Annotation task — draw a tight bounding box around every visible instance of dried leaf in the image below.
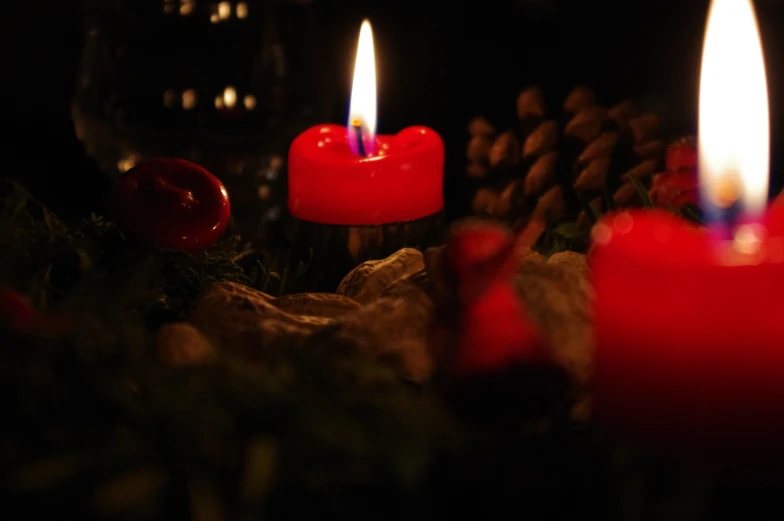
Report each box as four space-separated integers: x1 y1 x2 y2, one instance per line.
522 120 558 159
574 157 611 192
525 152 558 196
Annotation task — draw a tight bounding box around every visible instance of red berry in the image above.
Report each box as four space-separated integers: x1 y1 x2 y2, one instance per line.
665 136 698 172
451 282 549 377
111 159 231 252
649 170 699 208
443 221 513 278
0 289 34 335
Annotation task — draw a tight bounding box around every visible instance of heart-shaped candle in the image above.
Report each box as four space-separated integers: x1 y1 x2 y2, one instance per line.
288 124 444 225
287 20 444 226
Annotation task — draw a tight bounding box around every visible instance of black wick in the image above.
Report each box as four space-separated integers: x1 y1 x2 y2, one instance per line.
351 119 367 157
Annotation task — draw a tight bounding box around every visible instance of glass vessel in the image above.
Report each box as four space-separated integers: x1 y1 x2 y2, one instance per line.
72 0 324 239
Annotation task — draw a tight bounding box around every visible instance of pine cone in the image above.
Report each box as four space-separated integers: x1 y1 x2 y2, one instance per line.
465 86 669 230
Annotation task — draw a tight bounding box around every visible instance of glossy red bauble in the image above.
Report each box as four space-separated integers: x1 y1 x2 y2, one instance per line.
111 159 231 252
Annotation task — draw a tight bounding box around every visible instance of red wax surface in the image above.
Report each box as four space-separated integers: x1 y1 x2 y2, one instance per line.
287 124 444 225
591 209 784 464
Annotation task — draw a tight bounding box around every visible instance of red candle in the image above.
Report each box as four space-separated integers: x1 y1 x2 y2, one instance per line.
287 20 444 225
592 0 784 466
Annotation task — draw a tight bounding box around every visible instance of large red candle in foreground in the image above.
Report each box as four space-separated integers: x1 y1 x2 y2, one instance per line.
592 0 784 466
288 20 444 226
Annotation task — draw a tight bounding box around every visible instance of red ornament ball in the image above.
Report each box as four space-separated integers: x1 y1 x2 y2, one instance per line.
111 159 231 252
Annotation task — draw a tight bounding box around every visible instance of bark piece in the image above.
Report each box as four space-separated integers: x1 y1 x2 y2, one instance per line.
157 322 214 366
336 248 425 305
274 293 361 318
192 282 333 357
515 255 593 389
331 292 434 382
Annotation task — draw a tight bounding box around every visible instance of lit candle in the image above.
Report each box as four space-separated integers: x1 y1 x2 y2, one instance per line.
287 20 444 225
591 0 784 467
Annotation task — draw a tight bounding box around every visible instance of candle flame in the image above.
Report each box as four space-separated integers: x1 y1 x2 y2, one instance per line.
348 20 377 156
699 0 769 223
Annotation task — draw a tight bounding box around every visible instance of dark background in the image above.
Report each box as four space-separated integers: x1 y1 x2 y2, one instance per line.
2 0 784 220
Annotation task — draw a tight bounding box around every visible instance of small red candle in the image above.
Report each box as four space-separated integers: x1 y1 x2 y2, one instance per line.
287 20 444 225
592 0 784 466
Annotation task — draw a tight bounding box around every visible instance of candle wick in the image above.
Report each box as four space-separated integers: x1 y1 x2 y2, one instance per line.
351 120 367 158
